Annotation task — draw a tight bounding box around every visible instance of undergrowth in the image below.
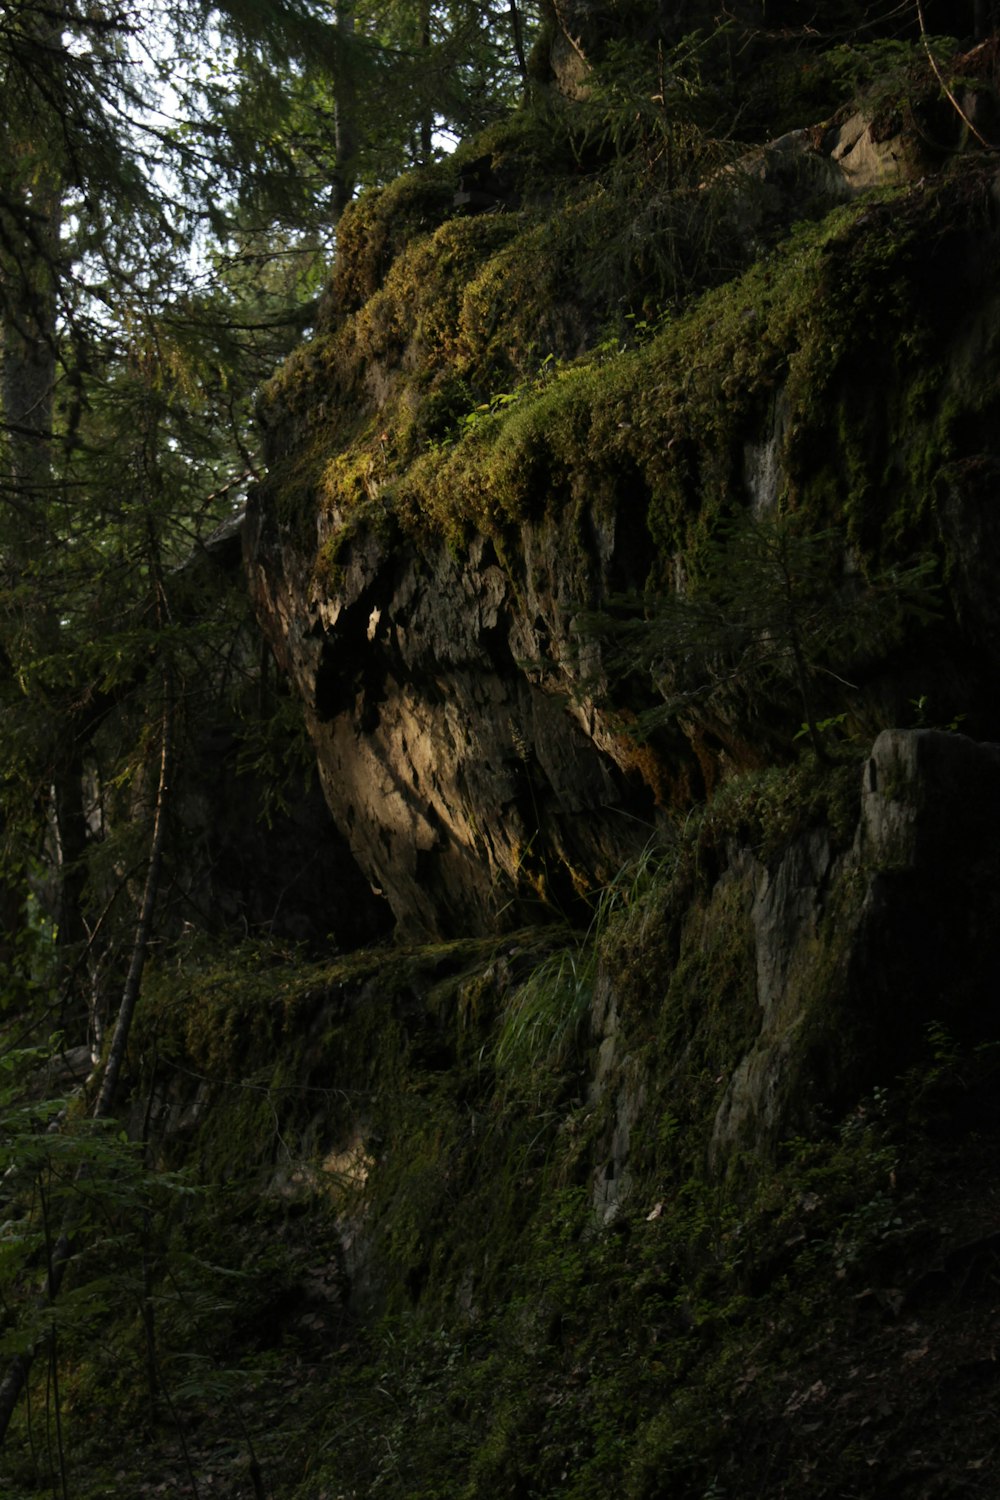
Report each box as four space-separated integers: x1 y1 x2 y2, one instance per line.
5 751 1000 1498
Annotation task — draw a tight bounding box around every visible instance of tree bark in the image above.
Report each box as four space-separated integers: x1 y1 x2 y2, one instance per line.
91 678 172 1119
509 0 528 81
0 20 62 969
331 0 358 225
418 0 433 164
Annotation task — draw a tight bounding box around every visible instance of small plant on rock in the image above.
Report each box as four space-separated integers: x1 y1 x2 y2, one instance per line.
585 509 938 760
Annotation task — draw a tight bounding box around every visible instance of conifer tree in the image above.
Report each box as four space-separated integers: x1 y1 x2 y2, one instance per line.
0 0 535 1448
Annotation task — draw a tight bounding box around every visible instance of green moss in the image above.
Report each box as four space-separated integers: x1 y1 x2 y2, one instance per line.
330 163 458 315
20 752 1000 1498
265 158 1000 639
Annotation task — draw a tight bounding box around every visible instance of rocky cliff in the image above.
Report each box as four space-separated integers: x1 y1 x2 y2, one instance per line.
114 721 1000 1500
201 41 1000 1495
246 46 1000 941
10 30 1000 1500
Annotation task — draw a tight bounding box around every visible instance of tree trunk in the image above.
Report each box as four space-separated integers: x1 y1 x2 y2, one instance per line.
0 681 173 1446
91 678 172 1119
509 0 528 81
0 46 62 970
418 0 433 163
331 0 358 225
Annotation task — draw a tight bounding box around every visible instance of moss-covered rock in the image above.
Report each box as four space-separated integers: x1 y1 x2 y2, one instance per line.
248 139 1000 936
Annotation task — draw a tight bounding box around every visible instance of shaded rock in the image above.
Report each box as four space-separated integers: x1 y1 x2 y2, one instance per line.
849 729 1000 1059
715 109 932 253
709 831 842 1164
587 730 1000 1184
245 499 658 939
39 1043 95 1091
454 155 520 215
711 731 1000 1162
172 721 393 950
822 110 927 194
248 90 1000 944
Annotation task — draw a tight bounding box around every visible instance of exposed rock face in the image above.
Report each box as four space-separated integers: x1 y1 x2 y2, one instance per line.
718 87 1000 248
246 66 1000 940
718 728 1000 1158
586 729 1000 1194
728 109 930 237
708 829 843 1164
245 498 660 938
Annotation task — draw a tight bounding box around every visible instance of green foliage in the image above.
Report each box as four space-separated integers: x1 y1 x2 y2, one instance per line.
494 837 676 1082
697 755 863 861
0 1038 216 1489
2 5 999 1494
586 509 939 756
495 944 594 1079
